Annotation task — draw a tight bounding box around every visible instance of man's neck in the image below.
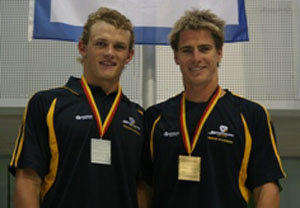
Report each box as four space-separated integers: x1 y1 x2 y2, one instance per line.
84 76 119 95
97 81 119 95
184 83 219 103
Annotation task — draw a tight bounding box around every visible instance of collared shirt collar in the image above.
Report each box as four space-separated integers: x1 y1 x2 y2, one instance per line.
64 76 129 102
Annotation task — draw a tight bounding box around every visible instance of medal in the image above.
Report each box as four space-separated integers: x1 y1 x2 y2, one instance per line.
178 155 201 181
91 138 111 165
81 76 122 165
178 86 221 181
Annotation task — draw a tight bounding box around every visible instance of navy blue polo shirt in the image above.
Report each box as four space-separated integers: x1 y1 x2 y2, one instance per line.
142 90 285 208
9 76 144 208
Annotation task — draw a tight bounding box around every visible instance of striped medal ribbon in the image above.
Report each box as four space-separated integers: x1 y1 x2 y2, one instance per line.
178 86 221 181
80 76 122 138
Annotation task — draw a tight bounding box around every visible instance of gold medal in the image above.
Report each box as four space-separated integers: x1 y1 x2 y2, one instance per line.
178 155 201 181
178 86 221 181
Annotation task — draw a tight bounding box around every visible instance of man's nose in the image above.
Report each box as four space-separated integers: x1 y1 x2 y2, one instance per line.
104 45 114 57
192 50 203 61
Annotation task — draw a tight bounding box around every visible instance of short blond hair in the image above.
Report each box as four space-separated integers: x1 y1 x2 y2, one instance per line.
80 7 134 49
169 9 225 51
78 7 134 64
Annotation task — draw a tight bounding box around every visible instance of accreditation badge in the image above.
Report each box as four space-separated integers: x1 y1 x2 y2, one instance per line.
91 138 111 165
178 155 201 182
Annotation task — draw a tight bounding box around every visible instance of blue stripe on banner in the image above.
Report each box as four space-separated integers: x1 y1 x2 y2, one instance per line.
225 0 249 43
33 0 248 44
134 27 171 45
33 0 82 41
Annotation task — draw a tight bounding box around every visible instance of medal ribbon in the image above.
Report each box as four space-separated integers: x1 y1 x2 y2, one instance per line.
80 76 122 138
180 86 222 155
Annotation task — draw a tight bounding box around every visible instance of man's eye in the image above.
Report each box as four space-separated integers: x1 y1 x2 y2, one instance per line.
95 42 106 47
115 44 126 50
181 48 193 53
199 46 210 53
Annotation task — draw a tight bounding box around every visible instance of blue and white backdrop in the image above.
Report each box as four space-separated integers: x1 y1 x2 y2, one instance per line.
29 0 248 44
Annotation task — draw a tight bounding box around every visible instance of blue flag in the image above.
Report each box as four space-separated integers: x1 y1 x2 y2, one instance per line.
30 0 248 44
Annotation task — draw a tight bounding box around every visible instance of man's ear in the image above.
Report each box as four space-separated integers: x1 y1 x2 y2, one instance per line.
216 48 223 63
78 40 86 57
125 49 135 64
174 51 179 65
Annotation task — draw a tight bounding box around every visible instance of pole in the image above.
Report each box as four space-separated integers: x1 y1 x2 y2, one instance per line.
142 45 156 109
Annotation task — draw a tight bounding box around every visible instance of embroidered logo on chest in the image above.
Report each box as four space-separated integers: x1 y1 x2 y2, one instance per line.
163 131 180 137
75 114 93 120
122 116 142 136
207 125 235 144
122 116 141 130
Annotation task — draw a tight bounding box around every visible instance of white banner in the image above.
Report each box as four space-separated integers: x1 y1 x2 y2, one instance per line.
50 0 238 27
31 0 248 44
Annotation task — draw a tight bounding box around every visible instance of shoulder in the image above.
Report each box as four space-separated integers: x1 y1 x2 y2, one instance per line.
225 90 267 114
26 82 81 118
145 93 181 122
146 93 181 113
121 94 144 117
29 86 75 106
225 90 271 126
28 87 65 108
28 76 83 106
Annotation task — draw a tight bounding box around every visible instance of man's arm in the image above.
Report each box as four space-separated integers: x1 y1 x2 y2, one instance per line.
14 168 42 208
137 180 153 208
253 182 280 208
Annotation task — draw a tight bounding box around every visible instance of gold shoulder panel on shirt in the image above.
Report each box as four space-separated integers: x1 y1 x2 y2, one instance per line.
137 109 144 116
239 114 252 203
63 86 80 95
10 105 29 167
150 114 161 161
40 98 59 200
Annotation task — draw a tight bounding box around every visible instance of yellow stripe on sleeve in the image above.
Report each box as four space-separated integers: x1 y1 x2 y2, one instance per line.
239 114 252 202
261 106 286 177
137 109 144 116
150 115 161 161
40 98 59 200
10 105 29 167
